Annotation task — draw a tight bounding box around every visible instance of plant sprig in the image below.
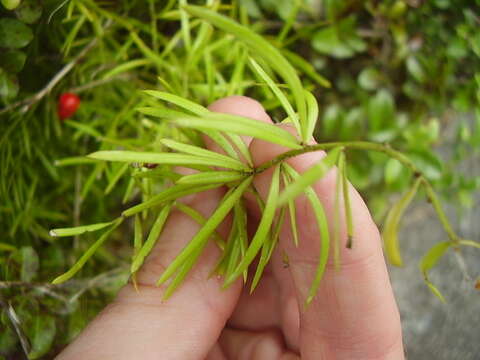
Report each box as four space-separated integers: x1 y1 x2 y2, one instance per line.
49 5 479 305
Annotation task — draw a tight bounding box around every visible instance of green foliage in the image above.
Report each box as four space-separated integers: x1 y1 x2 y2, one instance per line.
0 0 479 358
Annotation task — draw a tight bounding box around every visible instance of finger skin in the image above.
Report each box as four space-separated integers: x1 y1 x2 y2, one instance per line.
217 328 299 360
56 96 267 360
249 126 405 359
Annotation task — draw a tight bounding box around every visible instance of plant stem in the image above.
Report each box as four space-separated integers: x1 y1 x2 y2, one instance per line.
254 141 460 244
254 141 417 174
421 178 459 243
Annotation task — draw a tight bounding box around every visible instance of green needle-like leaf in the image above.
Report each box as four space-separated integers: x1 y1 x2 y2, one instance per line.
105 163 129 195
304 90 319 142
49 220 117 237
458 240 480 249
143 90 209 115
383 177 421 266
282 170 299 247
333 153 342 268
283 164 330 305
250 205 286 292
420 241 452 277
234 200 249 282
122 183 222 217
341 153 354 248
131 204 172 274
278 146 343 206
171 113 301 149
52 218 123 284
177 171 246 185
225 166 280 286
88 150 248 171
133 215 143 257
161 139 250 171
426 281 446 303
282 49 331 88
183 5 308 141
157 176 253 285
212 220 238 277
225 133 253 166
162 244 203 300
175 202 225 249
248 57 300 133
139 105 251 161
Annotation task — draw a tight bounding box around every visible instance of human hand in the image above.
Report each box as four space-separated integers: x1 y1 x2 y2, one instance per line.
57 96 404 360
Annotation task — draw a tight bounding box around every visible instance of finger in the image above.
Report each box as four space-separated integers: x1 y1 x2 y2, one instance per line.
215 328 299 360
249 126 405 359
57 96 265 360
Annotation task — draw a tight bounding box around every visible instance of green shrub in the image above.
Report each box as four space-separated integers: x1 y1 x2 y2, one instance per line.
1 1 479 358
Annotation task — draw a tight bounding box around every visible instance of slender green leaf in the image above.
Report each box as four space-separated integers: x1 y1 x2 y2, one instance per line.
183 5 307 141
284 164 330 305
170 113 301 149
139 106 246 161
162 244 203 299
105 163 129 195
54 157 99 167
205 131 243 161
225 231 242 279
175 202 225 249
122 177 136 204
49 220 116 237
341 153 354 248
0 242 16 252
304 90 319 142
52 219 123 284
160 139 250 171
88 150 247 171
177 171 246 185
282 49 331 88
131 204 172 274
132 167 182 181
278 147 343 205
143 90 209 115
225 133 253 166
212 216 239 277
251 205 286 292
426 281 446 303
137 106 189 119
225 166 280 286
282 170 299 247
102 59 152 80
234 200 249 282
333 153 342 268
179 0 192 50
383 177 421 266
157 176 253 285
122 183 222 217
248 57 300 133
459 240 480 249
420 241 452 276
133 215 143 257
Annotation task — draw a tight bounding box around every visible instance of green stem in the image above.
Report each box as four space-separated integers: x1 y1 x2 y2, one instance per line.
421 178 459 243
253 141 459 244
254 141 417 174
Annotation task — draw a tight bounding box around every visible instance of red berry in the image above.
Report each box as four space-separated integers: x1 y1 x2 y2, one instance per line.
58 93 80 120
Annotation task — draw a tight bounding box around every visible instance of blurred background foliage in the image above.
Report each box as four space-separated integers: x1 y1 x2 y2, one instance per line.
0 0 479 358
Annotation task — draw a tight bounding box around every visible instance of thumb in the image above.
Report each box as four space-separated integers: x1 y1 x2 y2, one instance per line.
249 126 404 359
